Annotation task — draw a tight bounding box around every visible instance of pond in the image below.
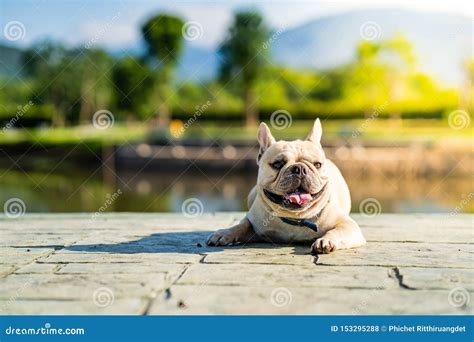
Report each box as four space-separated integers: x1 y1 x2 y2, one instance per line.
0 162 470 215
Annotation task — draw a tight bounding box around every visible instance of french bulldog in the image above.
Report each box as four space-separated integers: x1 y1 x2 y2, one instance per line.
207 118 366 254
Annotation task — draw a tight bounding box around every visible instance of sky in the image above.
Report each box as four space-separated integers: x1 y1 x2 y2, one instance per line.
1 0 473 50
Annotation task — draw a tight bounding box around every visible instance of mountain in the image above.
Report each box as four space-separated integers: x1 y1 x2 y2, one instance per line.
176 9 471 85
270 9 472 85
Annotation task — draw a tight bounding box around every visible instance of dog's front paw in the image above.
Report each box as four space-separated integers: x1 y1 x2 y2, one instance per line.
312 238 337 254
206 229 237 246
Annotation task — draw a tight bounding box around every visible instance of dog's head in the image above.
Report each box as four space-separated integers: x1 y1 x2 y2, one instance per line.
256 118 329 216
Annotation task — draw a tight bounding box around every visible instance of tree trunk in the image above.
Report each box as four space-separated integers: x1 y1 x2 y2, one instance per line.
52 107 65 127
78 68 93 124
150 80 170 128
244 87 257 128
157 101 170 127
79 90 93 125
51 89 65 127
152 67 173 128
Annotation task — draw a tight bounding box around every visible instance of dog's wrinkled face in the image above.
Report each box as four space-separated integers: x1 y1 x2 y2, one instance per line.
256 119 329 212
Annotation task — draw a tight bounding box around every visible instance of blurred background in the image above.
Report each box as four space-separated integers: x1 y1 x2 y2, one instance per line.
0 0 472 215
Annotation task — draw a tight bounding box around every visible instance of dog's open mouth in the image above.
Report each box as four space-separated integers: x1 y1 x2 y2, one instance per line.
263 184 327 209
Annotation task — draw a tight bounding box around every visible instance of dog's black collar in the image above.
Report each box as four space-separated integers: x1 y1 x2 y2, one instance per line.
279 217 319 232
278 198 330 233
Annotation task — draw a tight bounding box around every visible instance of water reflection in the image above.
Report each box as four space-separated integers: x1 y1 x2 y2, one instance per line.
0 166 471 214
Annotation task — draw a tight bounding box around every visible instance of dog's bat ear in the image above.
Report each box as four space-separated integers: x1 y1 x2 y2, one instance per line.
306 118 322 143
257 122 275 149
257 122 275 164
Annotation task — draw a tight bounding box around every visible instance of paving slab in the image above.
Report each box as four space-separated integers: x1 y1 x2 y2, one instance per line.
0 213 472 315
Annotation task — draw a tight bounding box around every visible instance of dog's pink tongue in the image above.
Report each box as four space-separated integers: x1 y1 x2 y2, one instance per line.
285 192 312 205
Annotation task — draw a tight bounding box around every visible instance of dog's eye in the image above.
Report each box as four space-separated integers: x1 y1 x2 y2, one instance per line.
270 160 286 170
314 162 322 169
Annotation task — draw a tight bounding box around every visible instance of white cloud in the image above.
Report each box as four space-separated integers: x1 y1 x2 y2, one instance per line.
161 3 233 49
78 16 138 49
260 0 473 31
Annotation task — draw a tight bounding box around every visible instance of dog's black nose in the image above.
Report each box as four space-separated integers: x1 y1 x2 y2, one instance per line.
290 164 307 176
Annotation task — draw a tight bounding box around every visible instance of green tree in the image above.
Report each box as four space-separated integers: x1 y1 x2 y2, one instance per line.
345 35 416 118
219 11 270 128
23 43 114 126
112 57 154 120
23 42 81 127
76 49 114 123
141 14 184 126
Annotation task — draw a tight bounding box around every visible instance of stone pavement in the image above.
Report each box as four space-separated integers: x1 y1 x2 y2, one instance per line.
0 213 472 315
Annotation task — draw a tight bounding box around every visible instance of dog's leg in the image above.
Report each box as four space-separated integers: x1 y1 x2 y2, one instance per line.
312 215 366 254
247 186 257 209
207 217 261 246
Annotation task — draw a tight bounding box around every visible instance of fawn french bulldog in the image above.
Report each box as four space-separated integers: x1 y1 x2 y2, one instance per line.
207 118 366 254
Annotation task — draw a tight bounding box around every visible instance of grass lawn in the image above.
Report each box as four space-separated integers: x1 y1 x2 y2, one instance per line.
0 119 471 146
187 119 472 144
0 124 150 146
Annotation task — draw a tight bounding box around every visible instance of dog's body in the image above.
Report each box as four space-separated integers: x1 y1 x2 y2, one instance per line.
207 119 366 253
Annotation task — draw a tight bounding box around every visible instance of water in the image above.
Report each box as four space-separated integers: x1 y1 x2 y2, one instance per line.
0 165 470 214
